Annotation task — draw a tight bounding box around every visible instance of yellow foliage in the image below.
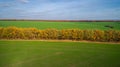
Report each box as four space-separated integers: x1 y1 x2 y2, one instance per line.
0 27 120 42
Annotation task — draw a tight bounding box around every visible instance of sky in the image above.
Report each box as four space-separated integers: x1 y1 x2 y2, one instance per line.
0 0 120 20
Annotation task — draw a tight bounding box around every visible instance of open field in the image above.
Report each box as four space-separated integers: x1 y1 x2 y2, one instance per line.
0 21 120 30
0 41 120 67
0 20 120 67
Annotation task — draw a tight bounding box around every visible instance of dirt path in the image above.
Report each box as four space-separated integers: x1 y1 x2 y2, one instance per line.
0 39 120 44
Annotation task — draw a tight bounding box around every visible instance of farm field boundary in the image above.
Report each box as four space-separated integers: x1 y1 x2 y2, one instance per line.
0 40 120 44
0 27 120 42
0 19 120 22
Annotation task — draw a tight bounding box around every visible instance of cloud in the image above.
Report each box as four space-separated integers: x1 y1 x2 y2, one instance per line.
0 4 10 7
18 0 29 3
0 0 120 20
0 2 13 7
17 1 120 20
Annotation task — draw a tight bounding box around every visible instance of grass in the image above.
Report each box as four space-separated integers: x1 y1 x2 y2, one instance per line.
0 20 120 67
0 21 120 30
0 41 120 67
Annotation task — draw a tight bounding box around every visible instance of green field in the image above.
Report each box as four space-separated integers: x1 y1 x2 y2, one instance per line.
0 21 120 30
0 41 120 67
0 21 120 67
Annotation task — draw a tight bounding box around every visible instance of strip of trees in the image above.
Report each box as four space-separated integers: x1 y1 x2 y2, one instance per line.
1 19 120 22
0 27 120 42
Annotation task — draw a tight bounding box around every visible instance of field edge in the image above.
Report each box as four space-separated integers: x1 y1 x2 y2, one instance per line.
0 39 120 44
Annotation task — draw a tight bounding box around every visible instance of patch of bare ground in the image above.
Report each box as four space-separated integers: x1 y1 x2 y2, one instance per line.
69 64 77 67
55 52 64 55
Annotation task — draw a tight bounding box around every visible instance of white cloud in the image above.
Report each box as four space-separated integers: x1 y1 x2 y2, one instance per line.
18 0 29 3
0 4 10 7
0 0 120 20
0 2 13 7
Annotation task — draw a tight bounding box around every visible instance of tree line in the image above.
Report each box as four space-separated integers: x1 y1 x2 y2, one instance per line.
0 19 120 22
0 27 120 42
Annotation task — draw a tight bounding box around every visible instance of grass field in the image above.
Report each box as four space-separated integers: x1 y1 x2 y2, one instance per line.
0 21 120 67
0 41 120 67
0 21 120 30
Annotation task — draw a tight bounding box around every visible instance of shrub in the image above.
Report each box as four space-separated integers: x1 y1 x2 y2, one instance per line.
0 27 120 42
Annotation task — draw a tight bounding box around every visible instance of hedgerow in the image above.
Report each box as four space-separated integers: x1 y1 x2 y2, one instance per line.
0 27 120 42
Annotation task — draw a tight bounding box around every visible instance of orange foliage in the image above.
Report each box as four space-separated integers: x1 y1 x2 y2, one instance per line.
0 27 120 42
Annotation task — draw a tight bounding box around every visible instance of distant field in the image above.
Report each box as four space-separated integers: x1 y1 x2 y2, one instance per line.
0 41 120 67
0 21 120 30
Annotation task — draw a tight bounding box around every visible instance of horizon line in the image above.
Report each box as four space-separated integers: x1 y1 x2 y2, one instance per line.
0 19 120 22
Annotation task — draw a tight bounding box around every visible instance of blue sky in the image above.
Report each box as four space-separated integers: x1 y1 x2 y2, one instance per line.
0 0 120 20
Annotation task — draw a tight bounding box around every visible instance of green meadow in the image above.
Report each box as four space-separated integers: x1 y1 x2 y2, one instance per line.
0 21 120 67
0 41 120 67
0 21 120 30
